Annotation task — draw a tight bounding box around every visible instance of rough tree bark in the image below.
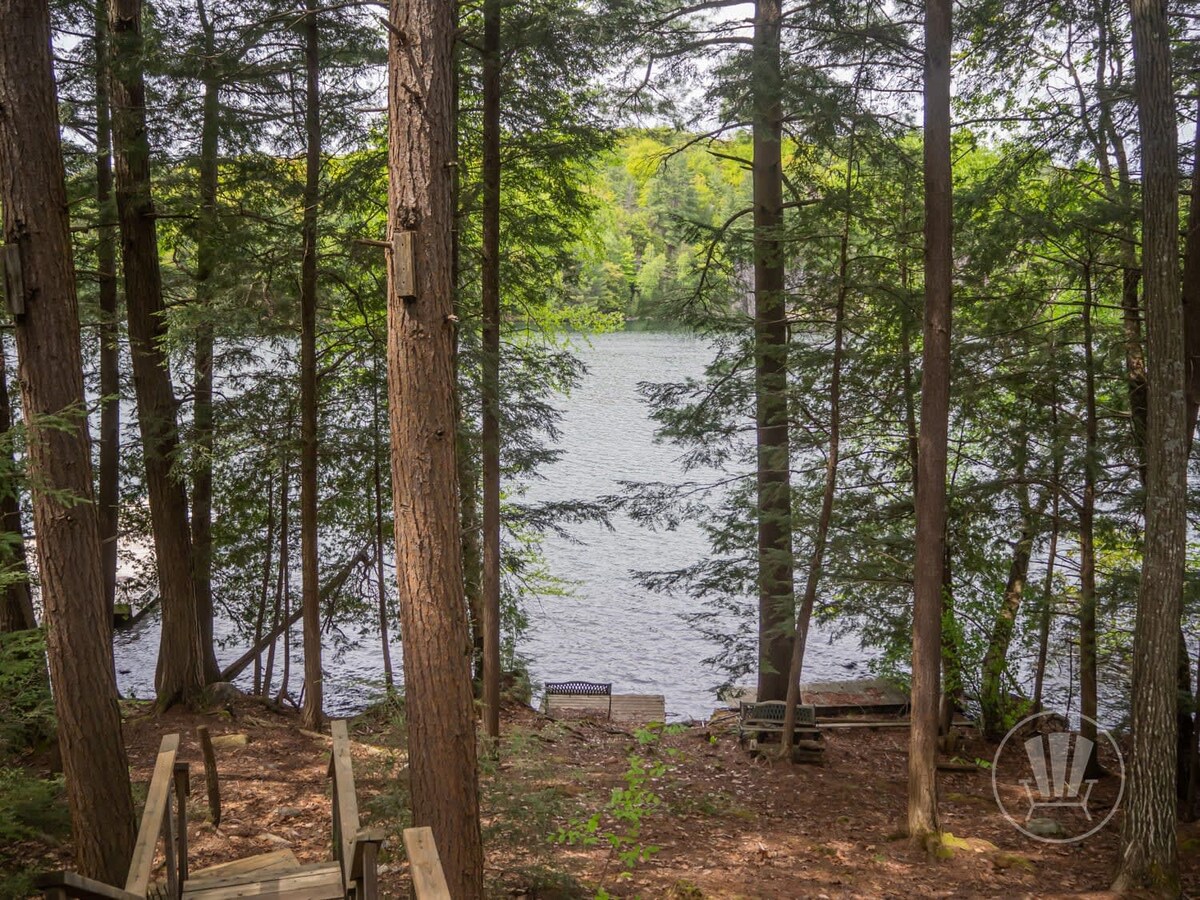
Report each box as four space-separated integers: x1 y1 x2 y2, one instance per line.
108 0 205 707
95 0 120 622
386 0 485 893
299 0 324 732
752 0 794 702
908 0 951 841
0 0 138 878
1112 0 1184 890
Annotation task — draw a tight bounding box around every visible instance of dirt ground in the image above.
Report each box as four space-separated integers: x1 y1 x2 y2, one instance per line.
13 697 1200 898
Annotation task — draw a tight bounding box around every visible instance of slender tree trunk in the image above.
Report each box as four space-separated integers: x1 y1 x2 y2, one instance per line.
265 450 290 699
782 124 853 752
1112 0 1184 889
1033 386 1061 709
980 451 1045 739
191 0 220 684
0 0 138 878
108 0 204 707
752 0 794 702
908 0 951 841
386 0 484 893
480 0 503 744
449 17 485 684
372 363 394 691
299 0 323 731
253 471 275 696
1184 91 1200 439
938 540 961 740
457 400 484 682
0 339 35 633
95 0 120 622
1080 260 1100 759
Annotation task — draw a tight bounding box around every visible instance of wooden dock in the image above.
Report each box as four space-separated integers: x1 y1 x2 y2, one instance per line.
544 691 666 723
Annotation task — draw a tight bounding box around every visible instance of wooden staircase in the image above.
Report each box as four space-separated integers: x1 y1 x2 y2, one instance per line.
37 720 383 900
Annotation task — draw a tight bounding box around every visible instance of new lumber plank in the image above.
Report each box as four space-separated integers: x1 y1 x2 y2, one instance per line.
183 864 342 900
183 852 304 889
403 827 451 900
35 872 141 900
125 734 181 896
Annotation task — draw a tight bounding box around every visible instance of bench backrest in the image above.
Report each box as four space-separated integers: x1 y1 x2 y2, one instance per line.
739 700 816 726
545 681 611 696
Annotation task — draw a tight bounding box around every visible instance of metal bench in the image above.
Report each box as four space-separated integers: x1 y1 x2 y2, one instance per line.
738 700 821 747
544 681 613 718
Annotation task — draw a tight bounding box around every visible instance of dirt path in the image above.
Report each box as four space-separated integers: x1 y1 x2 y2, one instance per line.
19 699 1200 898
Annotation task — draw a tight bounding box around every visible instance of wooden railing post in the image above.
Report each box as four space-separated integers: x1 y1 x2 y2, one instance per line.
160 787 177 898
173 762 190 890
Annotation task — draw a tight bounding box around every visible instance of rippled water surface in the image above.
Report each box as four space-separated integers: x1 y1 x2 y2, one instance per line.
114 331 868 717
519 331 870 719
116 330 1103 723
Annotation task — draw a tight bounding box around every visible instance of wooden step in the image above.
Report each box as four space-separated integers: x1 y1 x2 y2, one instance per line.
188 849 301 882
183 862 344 900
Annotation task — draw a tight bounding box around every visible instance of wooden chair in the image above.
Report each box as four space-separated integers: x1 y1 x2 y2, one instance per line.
37 720 381 900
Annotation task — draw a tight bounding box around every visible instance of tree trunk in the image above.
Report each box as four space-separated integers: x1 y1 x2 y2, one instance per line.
263 451 289 698
95 0 120 623
0 0 138 878
782 122 852 752
253 471 275 695
299 0 323 732
1033 386 1061 709
1184 91 1200 439
190 0 221 685
386 0 484 893
0 339 35 633
480 0 503 744
908 0 951 841
1112 0 1185 890
751 0 794 703
372 361 394 691
449 20 484 684
980 448 1044 739
1080 260 1100 758
108 0 205 707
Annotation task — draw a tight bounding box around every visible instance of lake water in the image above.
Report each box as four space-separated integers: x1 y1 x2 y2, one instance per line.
114 329 1105 724
112 330 869 719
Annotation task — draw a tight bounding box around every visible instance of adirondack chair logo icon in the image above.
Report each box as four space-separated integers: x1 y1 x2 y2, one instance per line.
1019 731 1096 820
991 712 1124 844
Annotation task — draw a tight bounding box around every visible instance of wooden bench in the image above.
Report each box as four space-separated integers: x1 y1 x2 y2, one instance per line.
38 720 380 899
737 700 822 749
543 680 612 718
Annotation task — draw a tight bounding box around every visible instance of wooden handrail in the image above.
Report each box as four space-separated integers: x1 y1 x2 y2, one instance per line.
328 719 381 899
329 719 360 884
124 733 182 896
402 827 450 900
35 872 140 900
